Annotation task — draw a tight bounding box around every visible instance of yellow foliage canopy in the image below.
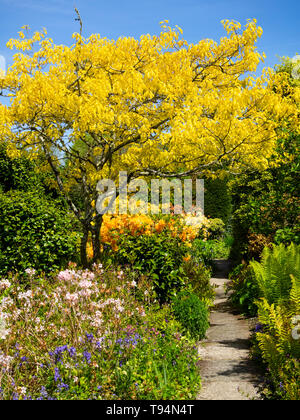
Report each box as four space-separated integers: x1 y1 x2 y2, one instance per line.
0 19 298 186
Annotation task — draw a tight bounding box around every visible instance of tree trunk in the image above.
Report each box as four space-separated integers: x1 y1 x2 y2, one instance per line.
92 214 103 264
80 226 89 269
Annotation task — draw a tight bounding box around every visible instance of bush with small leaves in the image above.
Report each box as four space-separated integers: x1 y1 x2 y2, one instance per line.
0 191 80 275
172 291 209 340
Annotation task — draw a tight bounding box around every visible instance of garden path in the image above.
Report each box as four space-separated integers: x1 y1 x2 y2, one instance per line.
197 260 262 400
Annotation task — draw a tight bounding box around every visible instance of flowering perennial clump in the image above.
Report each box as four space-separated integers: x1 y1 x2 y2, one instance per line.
0 265 200 400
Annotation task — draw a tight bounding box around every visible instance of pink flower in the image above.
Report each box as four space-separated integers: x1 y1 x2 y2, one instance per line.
0 353 13 368
82 271 95 280
58 270 75 282
79 280 93 289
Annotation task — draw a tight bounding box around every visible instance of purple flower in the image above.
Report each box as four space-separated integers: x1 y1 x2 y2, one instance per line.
54 345 68 356
40 386 48 398
85 333 94 343
54 367 61 382
51 345 69 364
83 351 91 364
255 323 263 333
95 337 105 352
58 383 69 391
19 356 28 368
68 347 76 358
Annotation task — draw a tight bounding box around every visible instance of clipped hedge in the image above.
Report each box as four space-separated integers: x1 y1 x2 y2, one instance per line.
204 177 232 225
0 190 79 274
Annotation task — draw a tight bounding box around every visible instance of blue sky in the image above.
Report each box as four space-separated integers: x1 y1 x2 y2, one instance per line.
0 0 299 72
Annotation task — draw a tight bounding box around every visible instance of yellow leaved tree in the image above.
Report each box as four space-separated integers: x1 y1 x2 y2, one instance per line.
0 17 298 265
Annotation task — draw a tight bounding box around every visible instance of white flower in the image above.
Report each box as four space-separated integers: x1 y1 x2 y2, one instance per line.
0 352 13 368
18 290 33 300
79 289 92 298
0 317 10 340
65 292 79 304
19 387 27 396
25 268 36 276
0 297 13 309
91 311 103 328
0 279 11 290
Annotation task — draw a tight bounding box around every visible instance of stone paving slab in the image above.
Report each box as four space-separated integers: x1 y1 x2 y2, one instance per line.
197 264 263 400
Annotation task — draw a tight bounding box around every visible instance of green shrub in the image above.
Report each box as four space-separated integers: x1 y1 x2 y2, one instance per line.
228 264 260 316
111 232 189 303
207 218 226 240
0 191 80 275
274 227 299 245
250 243 300 307
182 259 215 304
229 133 300 263
172 291 209 340
0 145 59 199
244 243 300 399
0 146 41 193
191 238 231 266
254 275 300 400
191 239 216 266
204 177 232 225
